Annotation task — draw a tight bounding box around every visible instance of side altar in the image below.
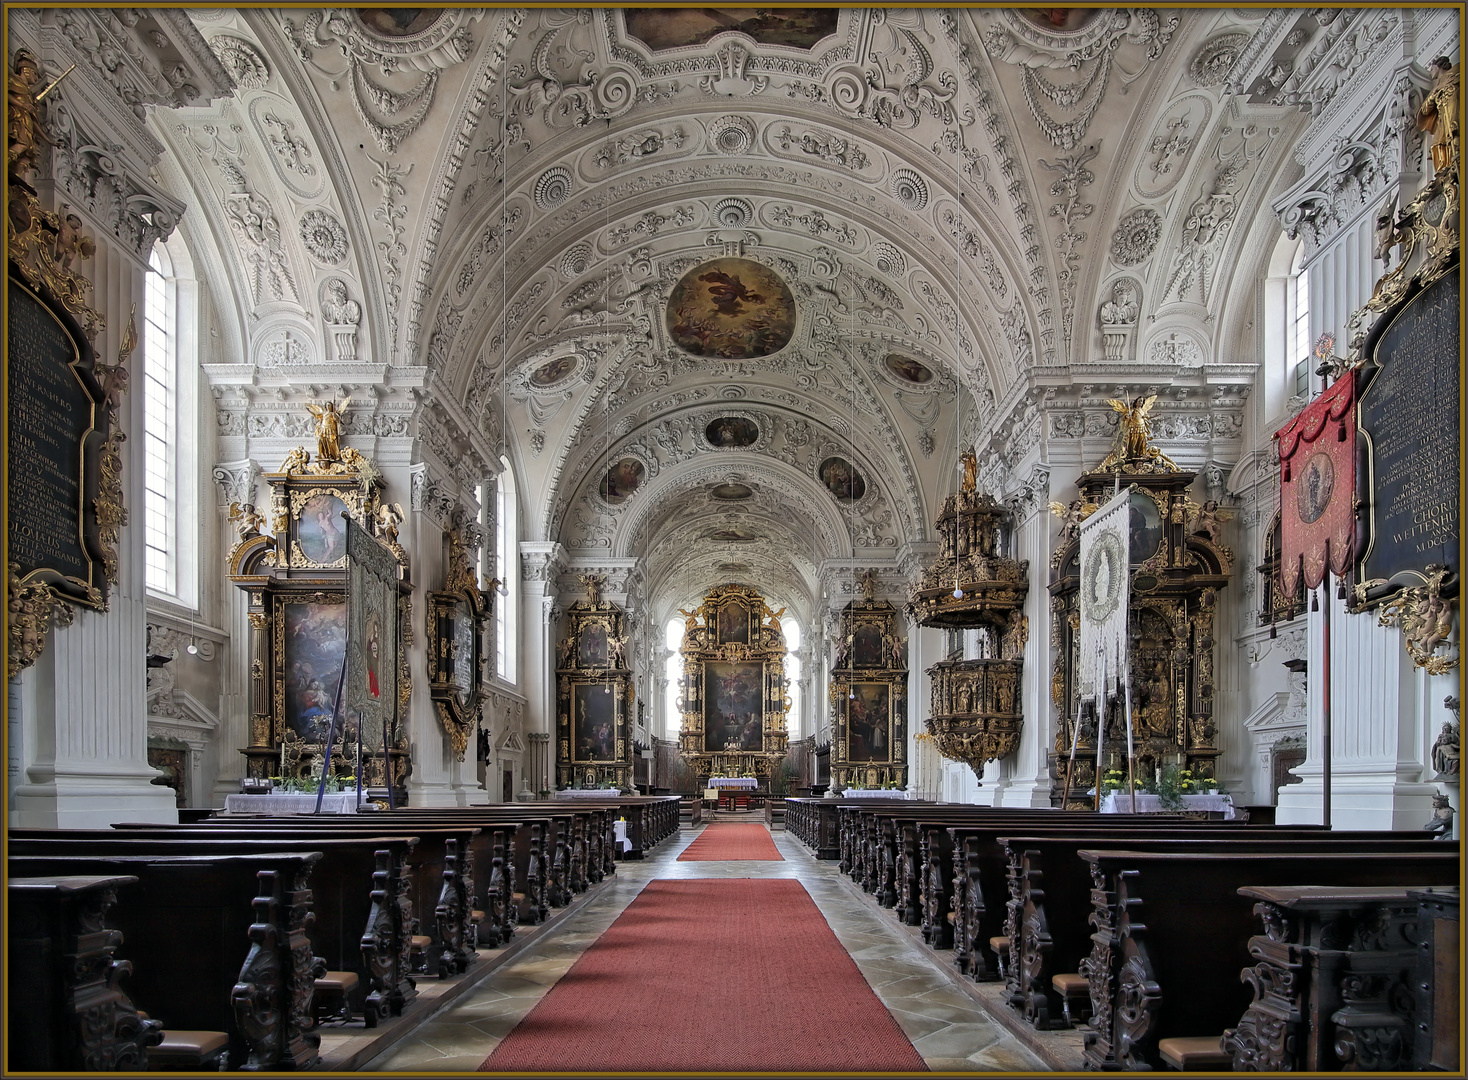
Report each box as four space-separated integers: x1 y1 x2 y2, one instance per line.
829 571 909 792
676 584 790 788
226 404 413 805
554 575 634 790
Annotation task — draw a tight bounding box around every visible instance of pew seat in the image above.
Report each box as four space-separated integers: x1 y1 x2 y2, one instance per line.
149 1029 229 1072
312 971 359 1024
409 934 432 973
1158 1036 1231 1071
988 936 1010 979
1050 972 1090 1027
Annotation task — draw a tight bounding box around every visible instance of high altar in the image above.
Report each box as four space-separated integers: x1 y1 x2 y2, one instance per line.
676 584 790 788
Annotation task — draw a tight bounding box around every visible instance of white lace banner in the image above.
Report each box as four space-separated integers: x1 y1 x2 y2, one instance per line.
1078 487 1131 703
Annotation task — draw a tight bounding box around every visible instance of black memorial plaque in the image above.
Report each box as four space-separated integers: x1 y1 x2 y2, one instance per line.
7 274 106 604
1359 270 1460 594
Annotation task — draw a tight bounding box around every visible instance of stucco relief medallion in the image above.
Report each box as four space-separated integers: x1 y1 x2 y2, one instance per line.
666 257 795 359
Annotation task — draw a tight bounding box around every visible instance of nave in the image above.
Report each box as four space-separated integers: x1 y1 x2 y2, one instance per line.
370 820 1044 1074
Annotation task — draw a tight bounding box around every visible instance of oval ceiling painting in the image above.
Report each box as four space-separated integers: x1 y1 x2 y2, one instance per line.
709 483 754 501
666 258 795 359
705 416 760 448
818 457 866 502
600 458 645 504
356 9 443 36
884 353 934 384
528 356 576 387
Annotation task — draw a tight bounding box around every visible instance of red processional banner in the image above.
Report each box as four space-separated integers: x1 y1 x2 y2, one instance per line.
1275 373 1356 600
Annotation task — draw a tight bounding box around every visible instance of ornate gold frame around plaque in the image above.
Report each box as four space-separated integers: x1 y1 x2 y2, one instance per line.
909 458 1030 781
227 408 413 802
6 51 132 678
555 574 635 790
675 583 790 787
427 528 494 760
830 571 908 791
1048 460 1232 805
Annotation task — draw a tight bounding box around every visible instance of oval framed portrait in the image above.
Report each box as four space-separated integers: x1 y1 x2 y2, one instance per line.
818 457 866 502
883 353 934 384
705 416 760 447
297 493 350 565
599 458 645 504
1296 452 1335 525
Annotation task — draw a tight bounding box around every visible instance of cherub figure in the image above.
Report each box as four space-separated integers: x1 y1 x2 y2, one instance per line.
229 502 265 541
373 501 404 545
305 399 350 463
1048 498 1097 543
1189 499 1233 545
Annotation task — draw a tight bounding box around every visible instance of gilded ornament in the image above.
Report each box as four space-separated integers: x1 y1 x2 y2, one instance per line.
1373 565 1459 676
1417 57 1460 177
1099 395 1179 473
306 399 350 463
7 563 77 679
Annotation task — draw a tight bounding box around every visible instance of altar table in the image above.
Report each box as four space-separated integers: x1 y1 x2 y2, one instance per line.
223 792 359 815
708 777 758 789
839 789 915 799
1099 791 1237 819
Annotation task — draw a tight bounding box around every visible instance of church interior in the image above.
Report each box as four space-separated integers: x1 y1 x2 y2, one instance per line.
4 6 1462 1075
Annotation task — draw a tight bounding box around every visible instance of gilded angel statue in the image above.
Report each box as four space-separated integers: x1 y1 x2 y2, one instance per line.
373 501 404 544
1188 499 1233 546
305 398 351 463
1100 394 1178 472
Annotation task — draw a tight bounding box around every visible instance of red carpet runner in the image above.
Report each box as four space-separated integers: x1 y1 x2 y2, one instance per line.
676 822 784 861
480 879 926 1072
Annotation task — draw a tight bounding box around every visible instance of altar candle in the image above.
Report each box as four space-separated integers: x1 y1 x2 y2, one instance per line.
280 740 286 775
1155 767 1161 786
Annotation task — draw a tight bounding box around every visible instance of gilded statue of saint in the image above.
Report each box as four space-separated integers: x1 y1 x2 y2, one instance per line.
305 399 350 463
960 450 978 493
1418 56 1461 176
8 51 46 177
1101 394 1179 472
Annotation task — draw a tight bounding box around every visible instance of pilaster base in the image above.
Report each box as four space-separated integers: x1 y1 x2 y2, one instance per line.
1276 764 1441 830
11 766 179 828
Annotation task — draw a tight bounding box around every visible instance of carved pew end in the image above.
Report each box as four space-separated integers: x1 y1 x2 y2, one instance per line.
1157 1036 1232 1071
313 971 360 1026
1050 972 1091 1028
468 910 486 949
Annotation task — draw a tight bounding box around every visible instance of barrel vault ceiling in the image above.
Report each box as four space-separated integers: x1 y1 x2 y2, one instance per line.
142 6 1311 625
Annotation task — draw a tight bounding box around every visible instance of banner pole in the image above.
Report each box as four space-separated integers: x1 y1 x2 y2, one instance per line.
1061 693 1082 807
1094 647 1105 812
1321 546 1333 831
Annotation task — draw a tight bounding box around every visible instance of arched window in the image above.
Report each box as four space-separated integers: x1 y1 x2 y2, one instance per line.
143 240 198 606
781 616 802 740
494 457 518 682
1263 235 1312 422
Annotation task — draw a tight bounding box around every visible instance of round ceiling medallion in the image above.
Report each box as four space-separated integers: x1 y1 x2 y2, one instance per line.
710 483 754 501
708 114 756 156
534 166 573 210
884 353 933 384
529 356 576 387
666 258 795 359
818 457 866 502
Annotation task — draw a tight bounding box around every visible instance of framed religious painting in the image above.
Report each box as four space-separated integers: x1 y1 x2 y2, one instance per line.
842 682 894 764
554 574 634 788
829 576 908 790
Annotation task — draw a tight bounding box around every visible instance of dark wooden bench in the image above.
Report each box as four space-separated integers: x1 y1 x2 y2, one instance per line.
109 819 482 978
7 874 164 1071
1076 848 1458 1070
997 830 1444 1031
12 831 422 1027
7 850 324 1070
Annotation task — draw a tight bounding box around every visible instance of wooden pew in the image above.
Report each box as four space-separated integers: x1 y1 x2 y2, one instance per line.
998 831 1445 1033
7 851 324 1070
7 874 164 1071
1076 848 1458 1070
12 831 420 1027
109 819 481 979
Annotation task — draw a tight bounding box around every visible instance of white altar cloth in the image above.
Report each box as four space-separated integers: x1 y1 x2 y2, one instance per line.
708 777 758 789
1099 792 1236 819
839 789 915 799
224 792 358 815
554 789 624 799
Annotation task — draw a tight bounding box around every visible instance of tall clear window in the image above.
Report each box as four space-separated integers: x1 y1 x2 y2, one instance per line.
665 618 685 737
494 457 518 682
781 616 802 739
143 248 177 597
1289 244 1311 398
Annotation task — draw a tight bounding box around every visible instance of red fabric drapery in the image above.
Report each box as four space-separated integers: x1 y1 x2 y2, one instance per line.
1275 373 1356 599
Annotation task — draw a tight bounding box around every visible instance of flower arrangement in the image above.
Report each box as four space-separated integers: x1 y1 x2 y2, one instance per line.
1152 765 1193 810
1100 768 1144 793
269 774 356 794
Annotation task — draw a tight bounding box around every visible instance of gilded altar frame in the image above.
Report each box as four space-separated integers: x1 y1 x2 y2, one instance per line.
676 584 790 787
555 578 634 789
1048 468 1231 805
829 596 908 791
228 450 412 802
426 530 493 762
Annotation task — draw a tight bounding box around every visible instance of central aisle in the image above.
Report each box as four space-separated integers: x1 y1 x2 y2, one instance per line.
368 823 1045 1073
